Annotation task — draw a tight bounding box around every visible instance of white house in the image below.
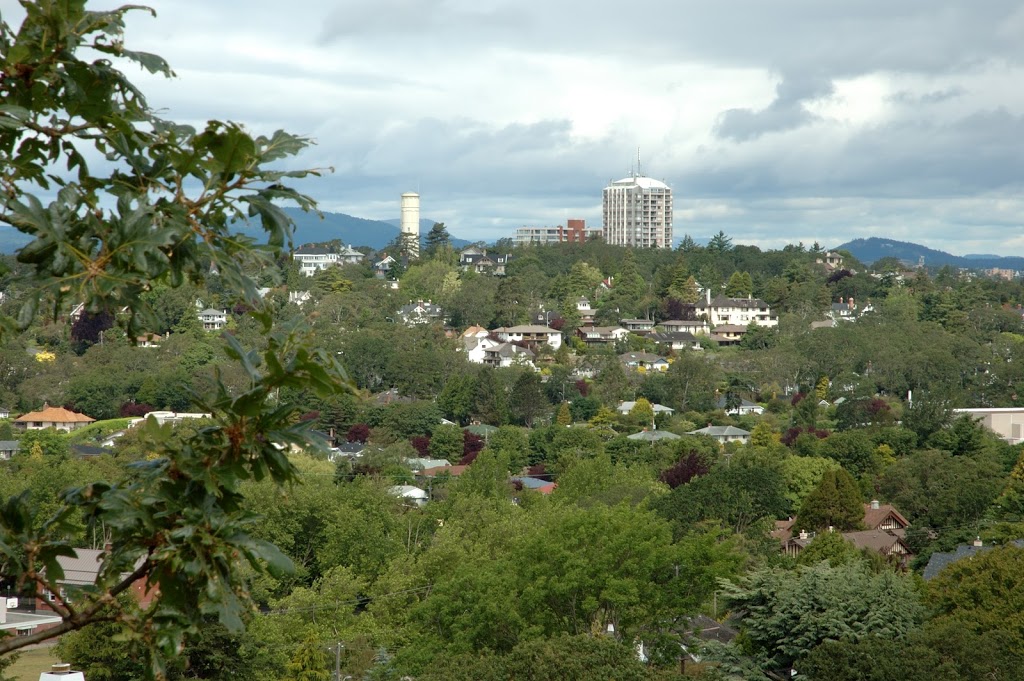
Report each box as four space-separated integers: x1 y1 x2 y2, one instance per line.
483 342 536 369
293 245 340 276
575 325 629 345
714 396 765 415
689 425 750 445
462 335 501 364
696 292 777 328
492 325 562 350
198 308 227 330
389 485 429 507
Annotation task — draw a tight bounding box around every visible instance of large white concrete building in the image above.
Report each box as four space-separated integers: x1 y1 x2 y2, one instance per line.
602 175 673 248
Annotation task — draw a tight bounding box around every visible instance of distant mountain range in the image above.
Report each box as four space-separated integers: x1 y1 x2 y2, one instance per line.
0 207 474 254
834 237 1024 271
245 208 474 250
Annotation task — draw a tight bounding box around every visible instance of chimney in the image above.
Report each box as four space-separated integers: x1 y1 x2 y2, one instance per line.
870 499 880 510
973 536 983 548
40 664 85 681
848 296 855 309
798 530 808 540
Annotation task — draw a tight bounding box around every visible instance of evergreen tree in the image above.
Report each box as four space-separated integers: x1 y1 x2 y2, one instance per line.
707 230 733 254
556 402 572 426
423 222 451 259
796 468 863 531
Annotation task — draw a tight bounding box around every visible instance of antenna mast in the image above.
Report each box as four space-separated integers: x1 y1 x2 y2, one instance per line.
637 147 642 177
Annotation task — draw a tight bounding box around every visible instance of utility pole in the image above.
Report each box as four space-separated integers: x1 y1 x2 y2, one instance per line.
328 641 343 681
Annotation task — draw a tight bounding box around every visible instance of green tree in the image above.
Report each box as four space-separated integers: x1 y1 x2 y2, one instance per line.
283 635 331 681
724 271 752 297
556 402 572 426
429 424 465 462
720 561 924 673
423 222 452 260
628 397 655 427
796 468 863 531
437 373 476 426
508 372 548 427
0 3 349 668
707 230 733 254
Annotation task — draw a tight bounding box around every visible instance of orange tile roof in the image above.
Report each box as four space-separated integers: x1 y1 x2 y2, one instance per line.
16 405 95 424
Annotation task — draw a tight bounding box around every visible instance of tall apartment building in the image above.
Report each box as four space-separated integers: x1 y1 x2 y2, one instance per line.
602 175 673 248
515 219 600 246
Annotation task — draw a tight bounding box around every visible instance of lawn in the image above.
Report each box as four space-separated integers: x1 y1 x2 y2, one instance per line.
6 645 59 681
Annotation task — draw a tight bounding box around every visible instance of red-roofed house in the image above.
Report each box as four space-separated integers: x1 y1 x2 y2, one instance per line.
15 404 95 432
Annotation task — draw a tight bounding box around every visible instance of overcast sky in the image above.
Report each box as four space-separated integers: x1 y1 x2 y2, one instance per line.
8 1 1024 254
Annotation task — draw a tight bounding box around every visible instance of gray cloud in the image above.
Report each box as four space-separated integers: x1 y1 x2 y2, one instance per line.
714 74 834 141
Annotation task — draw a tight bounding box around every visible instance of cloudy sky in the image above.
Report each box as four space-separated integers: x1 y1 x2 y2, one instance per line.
9 1 1024 254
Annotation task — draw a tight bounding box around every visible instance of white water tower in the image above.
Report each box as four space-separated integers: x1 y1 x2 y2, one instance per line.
400 192 420 256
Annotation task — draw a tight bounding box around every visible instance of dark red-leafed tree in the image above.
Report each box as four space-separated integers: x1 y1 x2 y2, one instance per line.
410 435 431 457
346 423 370 443
659 451 711 489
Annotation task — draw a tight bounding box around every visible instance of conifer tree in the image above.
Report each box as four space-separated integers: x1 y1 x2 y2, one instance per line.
796 468 863 531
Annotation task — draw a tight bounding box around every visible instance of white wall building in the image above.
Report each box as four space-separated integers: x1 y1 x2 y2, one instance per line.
492 325 562 350
602 175 673 248
696 293 778 328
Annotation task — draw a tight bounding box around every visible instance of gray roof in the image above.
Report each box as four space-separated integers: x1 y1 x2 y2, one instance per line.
689 425 750 437
294 245 337 255
0 440 19 451
627 429 682 441
708 295 770 309
923 539 1024 580
55 548 104 586
512 476 554 489
650 331 698 342
714 396 761 410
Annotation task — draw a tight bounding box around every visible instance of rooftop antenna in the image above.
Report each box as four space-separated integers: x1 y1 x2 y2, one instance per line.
637 147 642 177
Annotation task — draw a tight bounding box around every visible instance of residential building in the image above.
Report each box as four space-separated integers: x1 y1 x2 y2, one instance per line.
15 405 94 432
773 500 913 561
696 292 777 328
514 219 599 246
492 325 562 350
198 308 227 331
575 325 629 345
710 324 748 345
713 396 764 415
923 538 1024 579
830 296 859 322
0 441 18 459
132 411 212 427
512 476 557 495
482 342 536 369
396 300 445 326
619 352 669 372
619 318 655 332
135 333 163 348
602 174 673 248
459 246 512 275
815 251 846 273
617 401 675 416
659 317 708 335
293 245 338 275
649 331 702 351
576 297 595 324
688 425 750 445
389 485 429 507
